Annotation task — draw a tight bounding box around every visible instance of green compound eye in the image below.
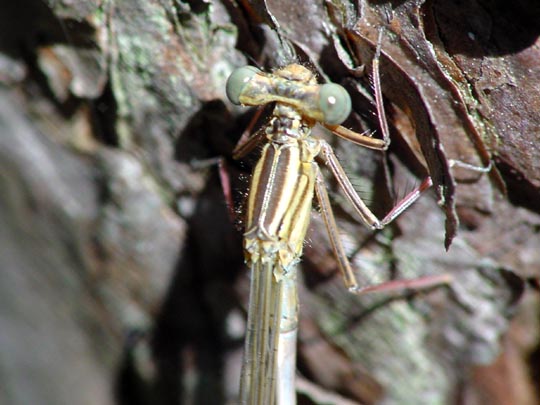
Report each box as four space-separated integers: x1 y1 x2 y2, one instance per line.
318 83 352 125
226 66 261 105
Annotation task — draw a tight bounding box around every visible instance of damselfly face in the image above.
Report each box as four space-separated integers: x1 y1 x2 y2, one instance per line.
226 64 351 125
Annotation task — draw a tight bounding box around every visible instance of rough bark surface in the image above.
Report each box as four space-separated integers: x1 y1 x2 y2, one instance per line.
0 1 538 404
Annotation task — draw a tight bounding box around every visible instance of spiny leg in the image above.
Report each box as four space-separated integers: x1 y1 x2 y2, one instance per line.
233 106 267 159
448 159 492 173
219 107 269 222
322 123 387 150
372 28 391 148
317 140 432 229
367 30 494 181
321 28 390 151
314 170 361 290
217 159 236 221
314 169 452 294
317 29 433 229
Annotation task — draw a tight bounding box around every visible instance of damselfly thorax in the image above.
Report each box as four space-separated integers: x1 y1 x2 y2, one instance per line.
244 104 321 279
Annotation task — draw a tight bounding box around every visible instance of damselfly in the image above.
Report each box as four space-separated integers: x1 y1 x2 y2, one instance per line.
226 58 446 404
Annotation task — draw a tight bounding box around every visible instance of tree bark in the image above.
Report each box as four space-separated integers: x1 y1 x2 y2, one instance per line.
0 0 538 404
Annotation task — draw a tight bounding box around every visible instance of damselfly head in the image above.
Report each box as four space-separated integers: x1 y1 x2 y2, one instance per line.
226 64 352 125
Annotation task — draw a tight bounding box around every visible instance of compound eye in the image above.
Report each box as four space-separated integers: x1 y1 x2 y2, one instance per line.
319 83 352 125
226 66 261 105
